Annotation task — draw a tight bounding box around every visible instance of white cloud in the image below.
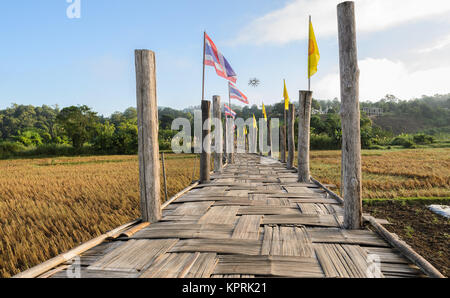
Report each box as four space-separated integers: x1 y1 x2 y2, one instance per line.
315 58 450 100
417 34 450 53
233 0 450 45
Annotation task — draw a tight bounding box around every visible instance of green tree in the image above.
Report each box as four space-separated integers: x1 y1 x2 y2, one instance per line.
56 105 99 150
93 121 116 152
113 120 138 154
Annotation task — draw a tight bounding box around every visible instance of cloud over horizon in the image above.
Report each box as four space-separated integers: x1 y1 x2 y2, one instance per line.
233 0 450 45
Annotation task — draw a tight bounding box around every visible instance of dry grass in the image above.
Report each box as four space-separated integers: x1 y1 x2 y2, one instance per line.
308 148 450 199
1 148 449 277
0 154 200 278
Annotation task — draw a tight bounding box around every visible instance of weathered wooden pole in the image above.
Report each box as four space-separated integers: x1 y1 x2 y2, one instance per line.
338 1 362 229
161 152 168 202
281 110 287 162
267 119 272 157
200 100 211 183
135 49 161 223
287 103 295 169
298 91 313 182
280 127 285 162
213 96 223 173
226 118 234 163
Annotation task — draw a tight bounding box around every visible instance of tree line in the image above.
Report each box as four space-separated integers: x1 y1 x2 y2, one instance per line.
0 94 448 158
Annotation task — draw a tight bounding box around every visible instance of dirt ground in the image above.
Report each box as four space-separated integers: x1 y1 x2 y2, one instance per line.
364 199 450 277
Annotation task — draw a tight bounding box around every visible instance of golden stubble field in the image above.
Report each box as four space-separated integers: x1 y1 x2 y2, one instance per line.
0 148 449 277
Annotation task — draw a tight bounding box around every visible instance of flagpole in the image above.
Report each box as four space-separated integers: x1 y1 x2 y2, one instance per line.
202 31 206 102
308 15 311 92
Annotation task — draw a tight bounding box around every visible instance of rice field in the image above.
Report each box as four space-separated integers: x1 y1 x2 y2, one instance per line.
309 148 450 199
0 148 449 277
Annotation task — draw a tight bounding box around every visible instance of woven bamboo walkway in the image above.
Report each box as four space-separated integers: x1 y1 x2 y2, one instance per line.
43 154 426 278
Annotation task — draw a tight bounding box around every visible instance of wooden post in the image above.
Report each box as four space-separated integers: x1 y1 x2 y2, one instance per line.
280 127 285 162
200 100 211 183
135 49 161 223
267 119 272 157
161 152 168 202
298 91 312 182
338 1 362 230
281 110 287 162
213 96 223 173
226 118 234 163
287 103 295 169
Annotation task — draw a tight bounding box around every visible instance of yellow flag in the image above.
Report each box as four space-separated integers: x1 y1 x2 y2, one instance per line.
308 19 320 78
262 103 267 120
244 127 247 135
253 114 257 129
283 80 290 110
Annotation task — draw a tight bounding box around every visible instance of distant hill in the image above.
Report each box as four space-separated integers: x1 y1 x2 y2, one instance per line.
318 94 450 135
363 94 450 135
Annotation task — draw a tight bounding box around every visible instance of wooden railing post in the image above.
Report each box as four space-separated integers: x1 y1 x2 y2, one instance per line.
338 1 362 229
280 127 285 162
287 103 295 169
200 100 211 183
298 91 313 182
267 119 272 157
213 95 223 173
161 152 168 202
135 49 161 223
281 110 287 163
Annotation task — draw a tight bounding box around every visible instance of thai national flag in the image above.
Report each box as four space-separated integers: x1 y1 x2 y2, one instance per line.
228 82 249 104
204 33 237 83
224 104 236 118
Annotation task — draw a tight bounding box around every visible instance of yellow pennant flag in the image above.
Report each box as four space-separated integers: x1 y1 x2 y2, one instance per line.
244 127 247 135
253 114 257 129
283 80 290 110
308 19 320 78
262 103 267 120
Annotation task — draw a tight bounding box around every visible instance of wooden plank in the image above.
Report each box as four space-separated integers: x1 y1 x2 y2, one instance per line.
213 255 324 278
298 203 333 215
364 247 409 264
185 253 218 278
169 239 262 255
261 226 313 257
131 223 233 240
88 239 177 272
262 214 340 227
170 201 214 216
237 206 301 215
314 244 383 278
140 253 199 278
289 198 340 204
232 215 262 240
198 206 239 225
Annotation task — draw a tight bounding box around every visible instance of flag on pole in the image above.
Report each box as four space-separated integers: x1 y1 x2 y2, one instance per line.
204 33 237 83
253 114 257 129
262 103 267 120
228 82 249 104
283 80 290 110
224 104 236 118
308 20 320 78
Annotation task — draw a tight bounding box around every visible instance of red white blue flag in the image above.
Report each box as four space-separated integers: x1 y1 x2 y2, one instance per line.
204 33 237 83
224 104 236 118
228 82 249 104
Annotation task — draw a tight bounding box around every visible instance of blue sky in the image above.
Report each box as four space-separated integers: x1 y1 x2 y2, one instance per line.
1 0 450 116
